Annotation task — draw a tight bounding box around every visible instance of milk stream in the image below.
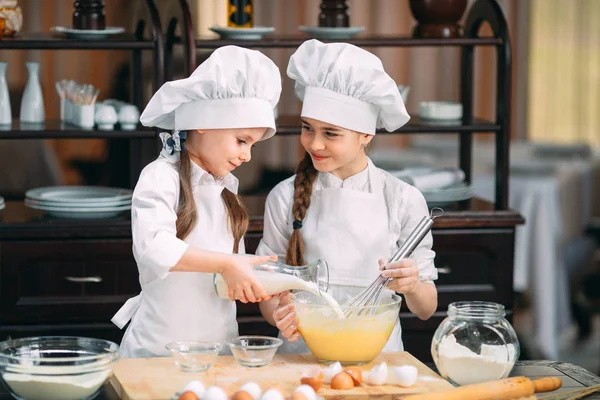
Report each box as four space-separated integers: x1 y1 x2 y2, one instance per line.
215 270 345 318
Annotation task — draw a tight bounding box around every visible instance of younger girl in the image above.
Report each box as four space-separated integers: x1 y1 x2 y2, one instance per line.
112 46 282 358
257 39 438 353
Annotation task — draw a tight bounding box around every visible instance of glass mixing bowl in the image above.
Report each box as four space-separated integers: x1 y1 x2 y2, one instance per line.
293 286 402 365
0 336 119 400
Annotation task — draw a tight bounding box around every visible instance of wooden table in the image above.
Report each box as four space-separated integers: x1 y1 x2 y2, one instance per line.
0 360 598 399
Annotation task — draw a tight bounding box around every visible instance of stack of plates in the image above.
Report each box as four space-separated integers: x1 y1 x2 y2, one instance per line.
25 186 133 219
420 183 473 207
0 196 4 211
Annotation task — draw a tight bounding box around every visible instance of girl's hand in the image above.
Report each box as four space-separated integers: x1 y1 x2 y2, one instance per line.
272 292 300 342
380 258 419 294
221 254 277 303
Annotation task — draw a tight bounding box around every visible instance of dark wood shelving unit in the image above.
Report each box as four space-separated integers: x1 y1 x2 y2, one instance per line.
0 121 155 139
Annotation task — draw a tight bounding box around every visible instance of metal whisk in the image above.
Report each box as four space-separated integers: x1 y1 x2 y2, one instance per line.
342 208 443 318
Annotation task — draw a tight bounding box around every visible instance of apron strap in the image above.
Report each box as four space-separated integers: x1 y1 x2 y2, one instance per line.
111 292 142 329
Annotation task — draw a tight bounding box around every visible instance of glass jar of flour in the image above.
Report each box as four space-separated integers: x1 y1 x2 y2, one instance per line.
431 301 520 386
213 259 329 300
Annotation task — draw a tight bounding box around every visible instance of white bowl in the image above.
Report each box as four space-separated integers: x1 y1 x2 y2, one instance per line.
420 101 463 120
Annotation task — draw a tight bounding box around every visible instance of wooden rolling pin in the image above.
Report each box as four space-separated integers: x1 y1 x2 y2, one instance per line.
405 376 562 400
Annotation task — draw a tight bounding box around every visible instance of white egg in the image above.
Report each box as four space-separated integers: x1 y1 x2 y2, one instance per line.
322 361 343 383
204 386 228 400
367 362 388 385
260 388 284 400
387 365 418 387
182 380 206 398
293 384 317 400
240 382 262 400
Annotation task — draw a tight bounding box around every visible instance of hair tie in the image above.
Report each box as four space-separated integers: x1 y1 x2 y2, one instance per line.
292 220 303 230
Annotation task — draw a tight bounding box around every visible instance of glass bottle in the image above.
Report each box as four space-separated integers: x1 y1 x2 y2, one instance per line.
431 301 520 386
214 259 329 300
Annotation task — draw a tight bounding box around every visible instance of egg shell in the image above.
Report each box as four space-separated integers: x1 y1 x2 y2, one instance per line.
182 381 205 398
178 391 199 400
387 365 418 387
294 384 317 400
367 362 388 385
322 362 343 384
343 367 362 385
330 372 354 390
239 382 262 400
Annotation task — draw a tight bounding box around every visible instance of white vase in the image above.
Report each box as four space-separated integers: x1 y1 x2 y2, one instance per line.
0 62 11 125
20 62 45 123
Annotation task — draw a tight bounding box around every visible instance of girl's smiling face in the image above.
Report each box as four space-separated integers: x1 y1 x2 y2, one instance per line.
300 117 373 180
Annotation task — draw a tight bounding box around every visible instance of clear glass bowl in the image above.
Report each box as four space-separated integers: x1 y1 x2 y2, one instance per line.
165 341 222 373
431 301 520 386
227 336 282 368
293 287 402 365
0 336 119 400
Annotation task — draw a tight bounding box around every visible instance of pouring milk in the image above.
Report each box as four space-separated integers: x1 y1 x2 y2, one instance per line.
214 270 344 318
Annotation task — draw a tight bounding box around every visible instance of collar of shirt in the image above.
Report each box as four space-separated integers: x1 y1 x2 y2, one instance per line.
161 153 239 194
315 157 375 192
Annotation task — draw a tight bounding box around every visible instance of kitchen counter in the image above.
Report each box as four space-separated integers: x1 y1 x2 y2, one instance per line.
0 360 598 400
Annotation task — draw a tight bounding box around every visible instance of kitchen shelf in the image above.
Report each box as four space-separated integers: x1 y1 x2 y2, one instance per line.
0 197 524 240
275 115 500 135
174 35 503 50
0 121 156 139
0 32 156 50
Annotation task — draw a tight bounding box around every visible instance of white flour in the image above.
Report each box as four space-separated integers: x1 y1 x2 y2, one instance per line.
434 334 516 385
215 270 344 318
2 370 109 400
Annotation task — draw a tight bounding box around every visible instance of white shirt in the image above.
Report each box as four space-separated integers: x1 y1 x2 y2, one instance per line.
131 154 241 284
257 159 437 282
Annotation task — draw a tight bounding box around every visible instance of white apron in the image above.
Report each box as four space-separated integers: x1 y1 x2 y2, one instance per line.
112 185 238 358
278 163 403 353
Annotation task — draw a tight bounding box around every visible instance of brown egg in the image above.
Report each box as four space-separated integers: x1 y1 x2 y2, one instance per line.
300 371 323 392
231 391 254 400
343 367 363 385
290 393 307 400
330 372 354 390
178 391 199 400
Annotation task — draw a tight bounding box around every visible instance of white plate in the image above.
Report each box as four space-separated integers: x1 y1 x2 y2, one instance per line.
25 198 131 208
209 26 274 40
26 186 132 204
25 201 130 219
422 183 473 205
0 196 4 211
299 26 365 39
51 26 125 39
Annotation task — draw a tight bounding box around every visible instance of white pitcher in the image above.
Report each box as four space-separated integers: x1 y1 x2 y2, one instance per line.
0 62 11 125
20 62 45 123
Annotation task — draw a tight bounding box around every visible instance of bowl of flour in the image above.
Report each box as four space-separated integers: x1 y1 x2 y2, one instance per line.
0 336 119 400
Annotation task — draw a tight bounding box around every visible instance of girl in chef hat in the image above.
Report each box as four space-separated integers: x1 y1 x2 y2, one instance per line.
257 39 438 353
111 46 282 358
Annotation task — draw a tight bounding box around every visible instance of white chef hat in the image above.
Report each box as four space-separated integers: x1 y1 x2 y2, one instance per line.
140 45 282 140
287 39 409 135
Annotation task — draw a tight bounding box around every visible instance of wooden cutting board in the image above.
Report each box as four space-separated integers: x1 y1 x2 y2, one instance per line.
109 351 454 400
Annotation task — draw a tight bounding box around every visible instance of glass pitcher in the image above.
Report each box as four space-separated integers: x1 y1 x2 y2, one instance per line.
213 259 329 300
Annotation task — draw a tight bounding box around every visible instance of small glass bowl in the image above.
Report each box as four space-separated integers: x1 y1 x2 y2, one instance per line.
226 336 282 368
165 341 222 373
0 336 119 400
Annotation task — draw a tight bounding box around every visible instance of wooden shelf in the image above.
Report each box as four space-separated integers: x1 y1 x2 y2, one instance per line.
0 197 523 240
185 35 502 49
0 32 155 50
0 121 156 139
275 115 501 134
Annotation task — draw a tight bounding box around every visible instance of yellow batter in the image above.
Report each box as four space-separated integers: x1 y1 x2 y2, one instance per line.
297 308 397 364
